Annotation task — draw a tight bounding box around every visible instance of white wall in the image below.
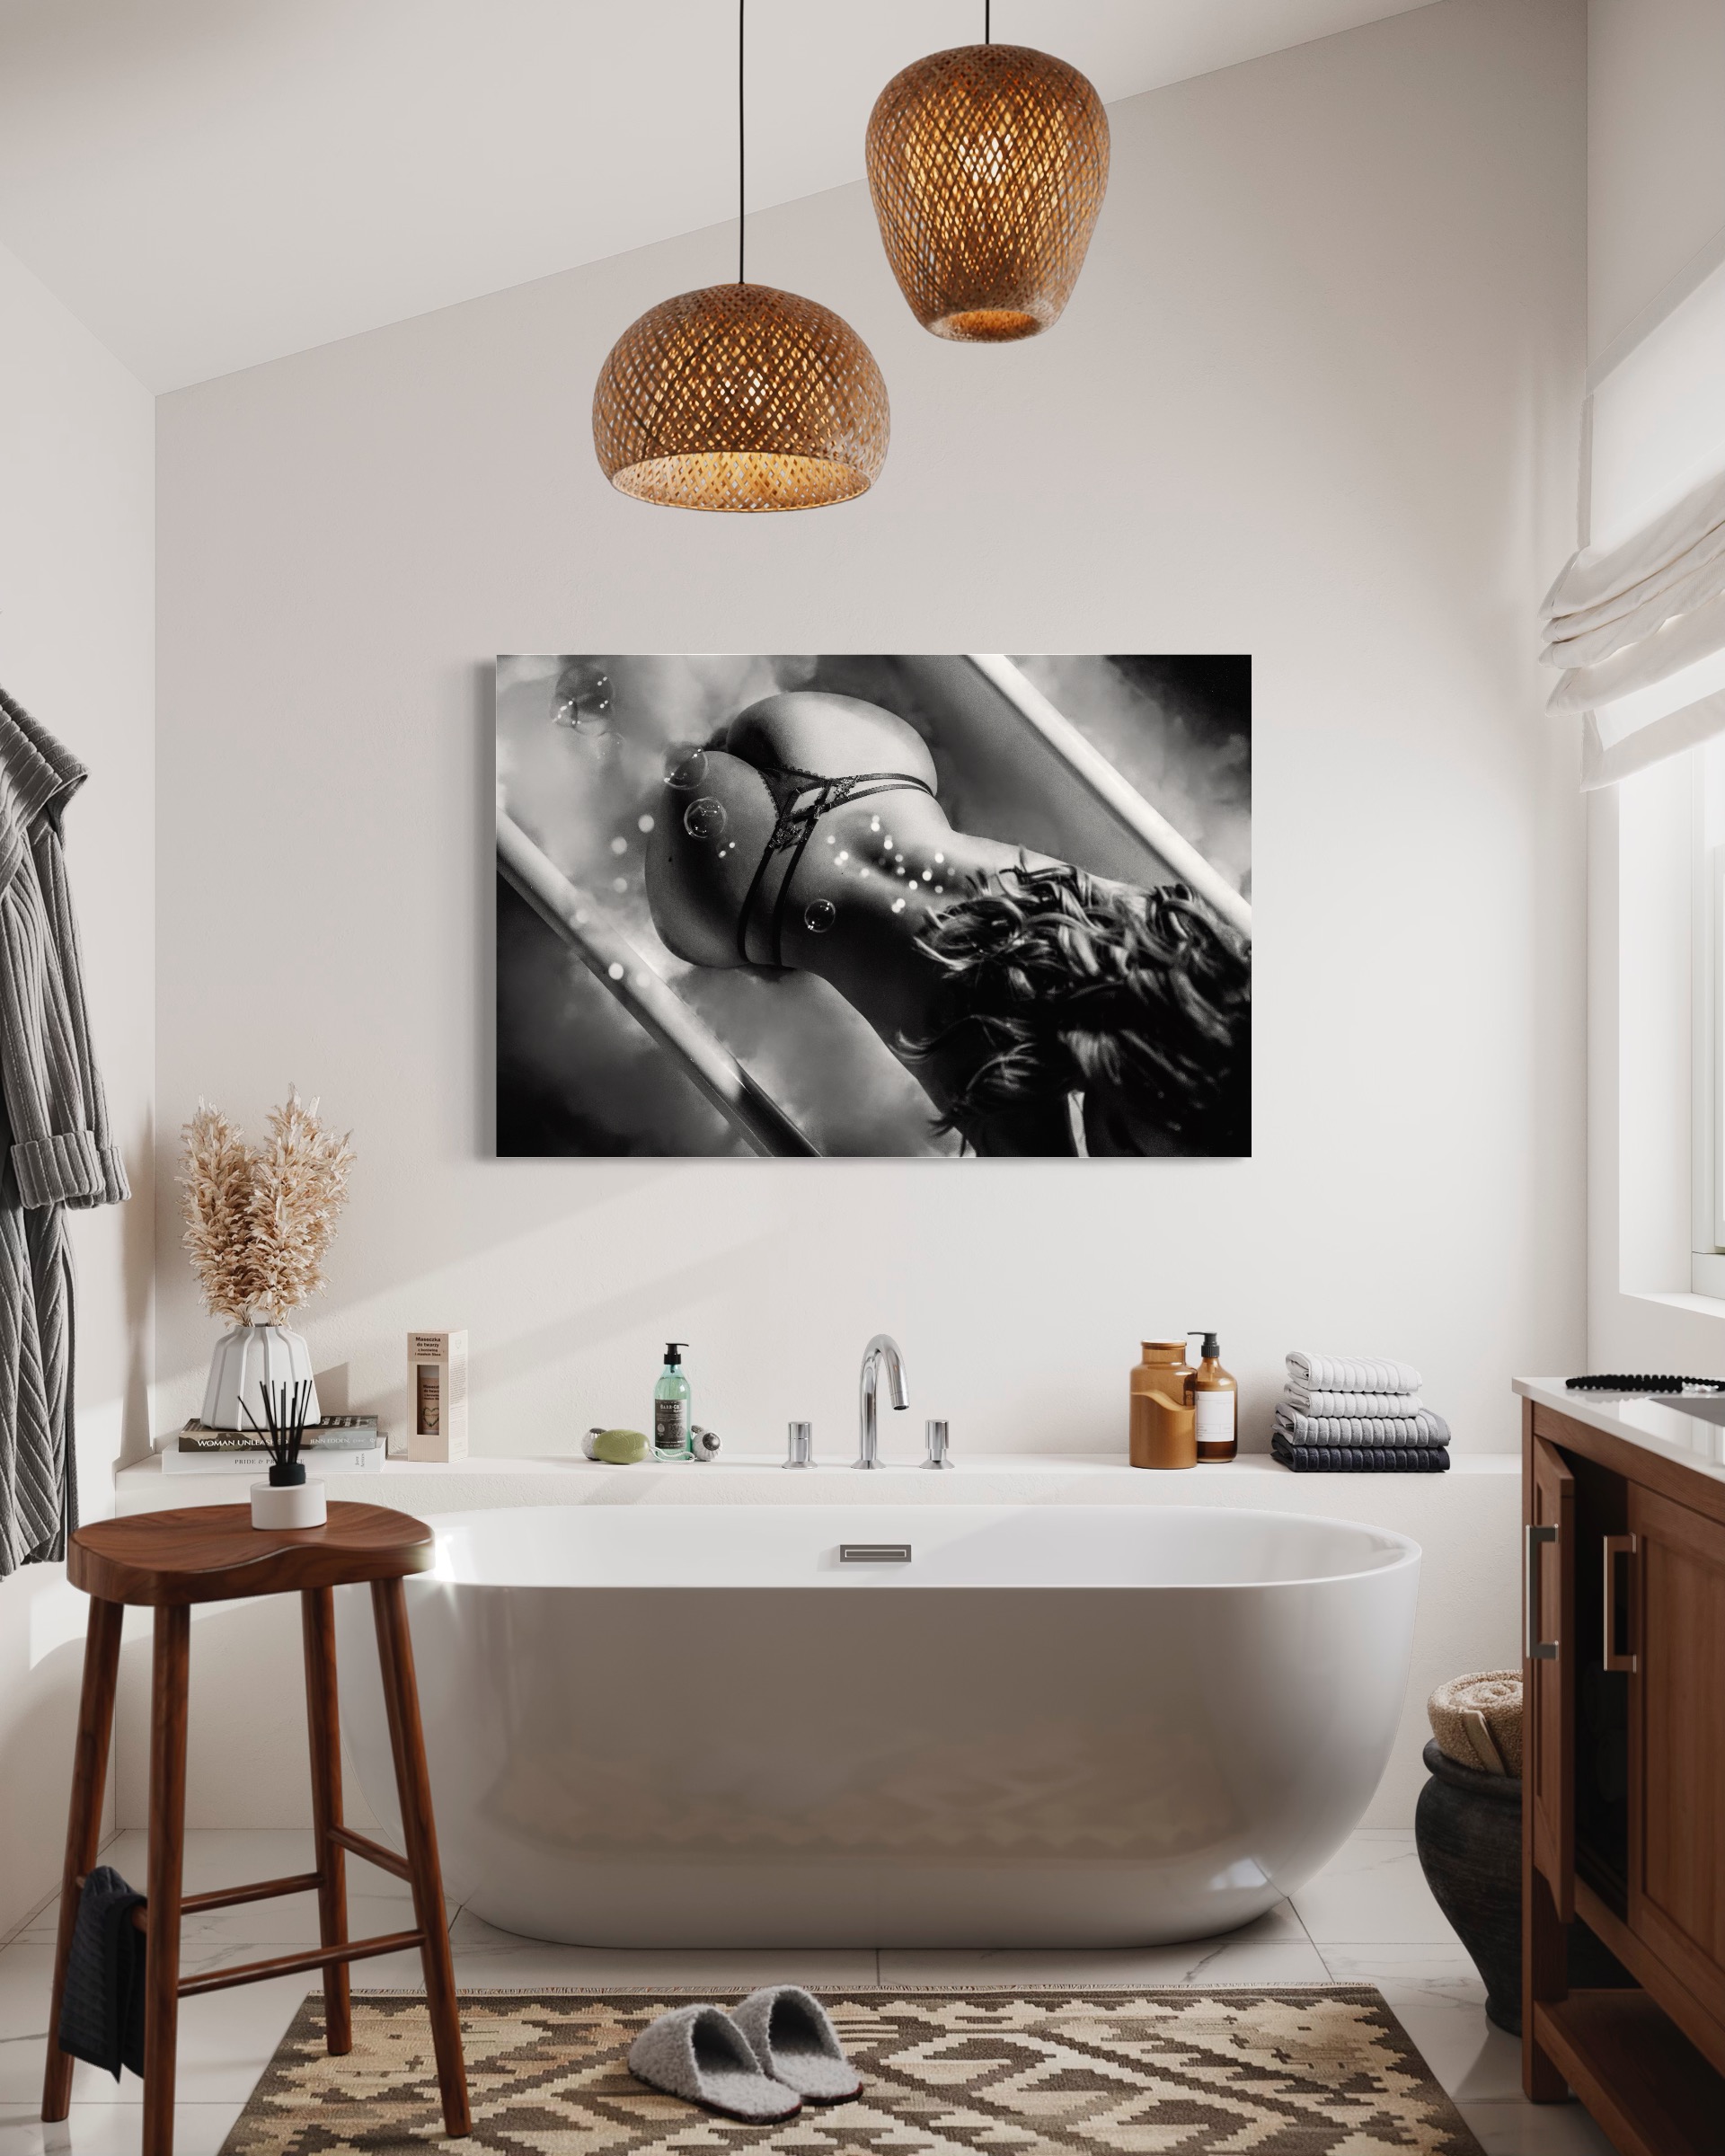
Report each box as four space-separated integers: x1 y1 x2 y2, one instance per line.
153 0 1587 1483
1588 0 1725 367
0 241 155 1935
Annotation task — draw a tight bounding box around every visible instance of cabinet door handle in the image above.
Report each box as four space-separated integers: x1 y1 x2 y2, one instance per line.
1526 1523 1559 1661
1603 1533 1638 1673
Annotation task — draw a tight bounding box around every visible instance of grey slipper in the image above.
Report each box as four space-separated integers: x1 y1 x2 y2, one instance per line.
628 2003 803 2121
730 1986 862 2103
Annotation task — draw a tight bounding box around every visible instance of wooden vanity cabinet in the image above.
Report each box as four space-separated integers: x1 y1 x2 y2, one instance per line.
1524 1401 1725 2154
1624 1482 1725 2028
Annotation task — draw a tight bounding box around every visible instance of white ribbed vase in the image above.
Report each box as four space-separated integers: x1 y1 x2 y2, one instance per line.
200 1323 321 1432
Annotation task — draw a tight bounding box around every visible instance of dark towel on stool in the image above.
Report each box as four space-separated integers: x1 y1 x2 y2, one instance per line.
58 1866 146 2079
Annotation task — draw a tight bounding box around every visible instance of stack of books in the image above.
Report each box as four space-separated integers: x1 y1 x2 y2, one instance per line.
164 1415 386 1474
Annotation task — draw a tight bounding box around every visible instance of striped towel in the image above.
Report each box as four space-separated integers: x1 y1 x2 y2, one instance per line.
1275 1404 1450 1447
1286 1352 1422 1394
1273 1436 1450 1473
1285 1387 1425 1417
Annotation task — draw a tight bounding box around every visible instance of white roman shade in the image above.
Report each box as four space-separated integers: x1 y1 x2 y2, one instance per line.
1545 244 1725 788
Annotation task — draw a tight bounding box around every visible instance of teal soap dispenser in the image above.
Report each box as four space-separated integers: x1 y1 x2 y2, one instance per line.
652 1342 694 1461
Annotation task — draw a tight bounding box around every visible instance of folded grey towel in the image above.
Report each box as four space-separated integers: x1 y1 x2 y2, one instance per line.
1273 1435 1450 1472
731 1986 862 2103
1285 1387 1425 1417
628 2004 802 2120
1286 1352 1422 1393
1275 1404 1450 1446
57 1867 146 2081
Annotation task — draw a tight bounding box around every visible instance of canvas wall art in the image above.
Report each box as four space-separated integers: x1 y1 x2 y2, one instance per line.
496 655 1250 1158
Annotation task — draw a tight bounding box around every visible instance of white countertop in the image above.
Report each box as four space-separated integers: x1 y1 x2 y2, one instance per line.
116 1445 1517 1516
1516 1374 1725 1489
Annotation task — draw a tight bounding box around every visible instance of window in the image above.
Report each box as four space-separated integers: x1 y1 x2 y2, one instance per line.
1565 249 1725 785
1575 244 1725 1307
1693 744 1725 1294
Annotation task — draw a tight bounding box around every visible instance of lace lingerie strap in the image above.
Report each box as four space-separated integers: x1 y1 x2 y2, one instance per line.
737 763 935 967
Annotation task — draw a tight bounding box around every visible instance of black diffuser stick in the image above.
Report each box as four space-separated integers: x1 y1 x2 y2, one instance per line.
240 1389 285 1474
241 1378 314 1477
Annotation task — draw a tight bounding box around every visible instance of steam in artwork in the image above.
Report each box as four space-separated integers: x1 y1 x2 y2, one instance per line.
495 654 1251 1159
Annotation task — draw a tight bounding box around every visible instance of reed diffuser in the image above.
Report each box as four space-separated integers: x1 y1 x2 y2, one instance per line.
243 1377 328 1529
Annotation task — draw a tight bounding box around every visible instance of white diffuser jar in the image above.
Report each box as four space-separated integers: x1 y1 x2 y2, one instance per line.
202 1323 321 1431
250 1466 327 1531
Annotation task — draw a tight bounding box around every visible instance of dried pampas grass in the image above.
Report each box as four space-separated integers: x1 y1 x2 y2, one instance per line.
179 1089 355 1325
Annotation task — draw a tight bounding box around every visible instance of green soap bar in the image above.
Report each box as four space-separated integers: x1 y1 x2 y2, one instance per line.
592 1427 647 1464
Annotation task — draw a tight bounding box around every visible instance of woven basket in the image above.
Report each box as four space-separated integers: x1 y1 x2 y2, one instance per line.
866 43 1109 342
592 283 889 512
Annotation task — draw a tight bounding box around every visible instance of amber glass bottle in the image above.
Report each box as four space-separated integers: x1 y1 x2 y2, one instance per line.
1188 1331 1237 1462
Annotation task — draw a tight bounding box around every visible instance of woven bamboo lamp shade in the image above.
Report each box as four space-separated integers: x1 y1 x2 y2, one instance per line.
593 281 888 512
867 43 1109 342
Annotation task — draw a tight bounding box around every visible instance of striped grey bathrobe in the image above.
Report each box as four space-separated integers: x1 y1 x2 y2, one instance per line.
0 691 128 1574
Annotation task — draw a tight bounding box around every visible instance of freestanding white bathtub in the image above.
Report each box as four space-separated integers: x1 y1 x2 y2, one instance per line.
334 1503 1420 1948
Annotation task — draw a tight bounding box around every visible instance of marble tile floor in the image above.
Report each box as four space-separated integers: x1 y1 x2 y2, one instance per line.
0 1827 1614 2156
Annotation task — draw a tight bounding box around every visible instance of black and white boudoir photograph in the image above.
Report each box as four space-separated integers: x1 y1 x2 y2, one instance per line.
496 655 1251 1158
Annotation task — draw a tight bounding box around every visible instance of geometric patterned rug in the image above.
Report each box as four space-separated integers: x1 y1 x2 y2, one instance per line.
221 1991 1484 2156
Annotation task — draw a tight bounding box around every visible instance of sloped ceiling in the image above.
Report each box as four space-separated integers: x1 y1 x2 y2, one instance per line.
0 0 1432 390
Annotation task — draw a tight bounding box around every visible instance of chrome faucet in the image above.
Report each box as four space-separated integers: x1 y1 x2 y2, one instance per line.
855 1333 909 1469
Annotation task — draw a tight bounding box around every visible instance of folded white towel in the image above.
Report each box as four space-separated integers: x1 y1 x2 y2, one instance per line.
1276 1403 1450 1446
1286 1352 1422 1394
1286 1387 1425 1417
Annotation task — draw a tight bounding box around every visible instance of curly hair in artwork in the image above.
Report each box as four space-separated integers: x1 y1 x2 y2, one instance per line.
907 862 1251 1156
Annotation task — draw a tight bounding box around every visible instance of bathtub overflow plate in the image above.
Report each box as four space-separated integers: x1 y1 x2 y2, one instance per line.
839 1542 912 1563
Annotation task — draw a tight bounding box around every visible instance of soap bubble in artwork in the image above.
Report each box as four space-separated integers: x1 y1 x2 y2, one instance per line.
802 899 837 935
684 798 728 842
552 663 614 736
665 748 708 791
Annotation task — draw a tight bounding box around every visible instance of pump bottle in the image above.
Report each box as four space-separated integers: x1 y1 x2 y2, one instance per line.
1188 1331 1237 1462
653 1342 693 1461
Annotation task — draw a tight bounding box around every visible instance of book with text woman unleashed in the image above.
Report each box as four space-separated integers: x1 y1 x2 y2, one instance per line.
164 1415 386 1472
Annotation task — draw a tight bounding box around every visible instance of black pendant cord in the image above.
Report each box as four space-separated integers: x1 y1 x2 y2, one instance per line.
738 0 747 284
984 1 991 43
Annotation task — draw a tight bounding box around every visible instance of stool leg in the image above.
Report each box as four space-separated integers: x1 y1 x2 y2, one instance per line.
301 1587 351 2054
371 1578 469 2137
143 1604 190 2156
42 1595 125 2121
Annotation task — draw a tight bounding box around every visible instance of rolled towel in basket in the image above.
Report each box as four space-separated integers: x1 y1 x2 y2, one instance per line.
1286 1352 1422 1394
1275 1405 1450 1446
1428 1670 1522 1777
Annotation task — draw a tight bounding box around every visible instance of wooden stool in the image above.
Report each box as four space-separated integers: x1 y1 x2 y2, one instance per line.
40 1503 470 2156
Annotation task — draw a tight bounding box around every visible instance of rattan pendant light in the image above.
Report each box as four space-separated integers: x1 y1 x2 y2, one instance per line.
593 3 887 511
866 4 1109 342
